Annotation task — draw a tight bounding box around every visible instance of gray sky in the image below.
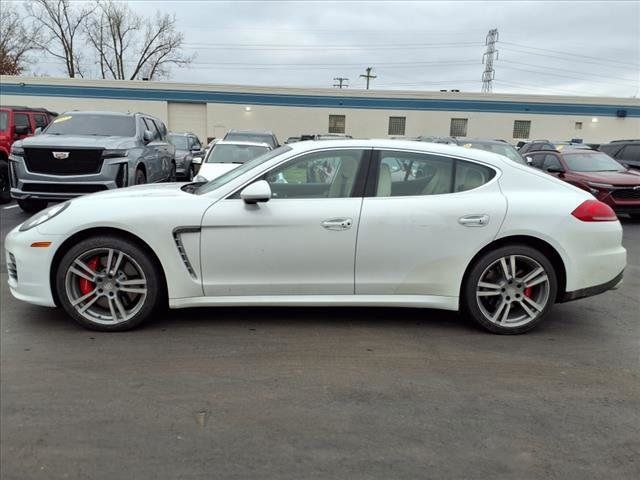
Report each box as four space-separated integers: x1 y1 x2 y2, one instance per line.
38 0 640 96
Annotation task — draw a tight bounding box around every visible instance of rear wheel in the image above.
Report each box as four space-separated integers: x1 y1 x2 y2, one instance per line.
462 245 557 334
134 168 146 185
168 162 177 182
187 165 195 181
18 198 48 213
0 159 10 204
55 236 163 331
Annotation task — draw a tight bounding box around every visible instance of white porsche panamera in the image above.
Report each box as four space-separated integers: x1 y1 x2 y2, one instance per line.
5 140 626 334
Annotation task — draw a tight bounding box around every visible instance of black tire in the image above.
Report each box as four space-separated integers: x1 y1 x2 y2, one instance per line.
0 159 11 204
55 235 164 331
187 165 195 181
18 198 48 213
167 162 177 182
134 168 146 185
462 244 558 334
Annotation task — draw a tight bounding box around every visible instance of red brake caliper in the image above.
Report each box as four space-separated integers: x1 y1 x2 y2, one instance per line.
523 287 533 298
79 256 100 295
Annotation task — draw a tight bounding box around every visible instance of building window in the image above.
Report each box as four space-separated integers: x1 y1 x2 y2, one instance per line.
328 114 346 134
388 116 406 136
513 120 531 139
449 118 468 137
575 121 583 130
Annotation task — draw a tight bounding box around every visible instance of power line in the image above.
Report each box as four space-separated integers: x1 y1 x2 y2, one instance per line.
481 28 499 93
183 42 484 51
499 65 638 87
500 46 639 69
499 59 638 83
500 41 639 67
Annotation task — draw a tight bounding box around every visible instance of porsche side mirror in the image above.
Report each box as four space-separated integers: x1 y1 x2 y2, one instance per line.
240 180 271 204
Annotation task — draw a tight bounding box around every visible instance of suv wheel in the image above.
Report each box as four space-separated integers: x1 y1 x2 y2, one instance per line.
168 163 177 182
18 198 48 213
462 245 557 334
187 165 195 181
0 160 10 204
55 235 163 331
134 168 146 185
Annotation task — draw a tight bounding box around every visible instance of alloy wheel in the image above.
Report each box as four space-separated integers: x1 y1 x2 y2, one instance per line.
64 247 148 325
476 254 551 328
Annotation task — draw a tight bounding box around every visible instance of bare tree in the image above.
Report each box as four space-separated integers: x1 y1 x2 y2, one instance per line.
0 1 41 75
85 1 193 80
27 0 91 78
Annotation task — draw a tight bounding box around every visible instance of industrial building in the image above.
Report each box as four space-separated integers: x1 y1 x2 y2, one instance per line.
1 75 638 143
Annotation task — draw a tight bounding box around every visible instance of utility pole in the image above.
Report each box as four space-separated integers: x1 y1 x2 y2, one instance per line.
481 28 499 93
333 77 349 88
359 67 377 90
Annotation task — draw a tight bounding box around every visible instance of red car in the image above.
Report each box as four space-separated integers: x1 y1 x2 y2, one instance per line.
0 106 57 203
525 148 640 219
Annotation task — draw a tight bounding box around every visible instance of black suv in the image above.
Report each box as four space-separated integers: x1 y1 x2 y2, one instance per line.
599 140 640 169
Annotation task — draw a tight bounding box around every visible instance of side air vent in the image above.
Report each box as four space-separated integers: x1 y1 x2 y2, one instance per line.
173 227 200 279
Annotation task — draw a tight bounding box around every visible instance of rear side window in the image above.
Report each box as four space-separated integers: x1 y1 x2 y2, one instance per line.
619 144 640 163
14 113 31 131
375 150 496 197
0 111 7 131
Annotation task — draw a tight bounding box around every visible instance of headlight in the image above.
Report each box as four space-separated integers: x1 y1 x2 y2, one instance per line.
587 182 614 189
19 202 70 232
10 145 24 156
102 149 128 159
194 175 208 183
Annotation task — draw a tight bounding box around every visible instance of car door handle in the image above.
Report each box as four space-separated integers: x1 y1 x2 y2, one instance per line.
321 218 353 231
459 214 489 227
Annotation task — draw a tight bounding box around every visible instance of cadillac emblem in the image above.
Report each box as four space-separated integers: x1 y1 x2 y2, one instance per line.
52 151 70 159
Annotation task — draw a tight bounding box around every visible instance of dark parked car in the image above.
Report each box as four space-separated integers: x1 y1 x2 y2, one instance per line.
168 131 204 181
599 140 640 170
224 129 279 149
456 138 527 165
9 111 175 212
518 140 557 155
0 106 57 204
526 148 640 218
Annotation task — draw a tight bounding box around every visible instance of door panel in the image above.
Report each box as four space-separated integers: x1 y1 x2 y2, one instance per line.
200 197 363 295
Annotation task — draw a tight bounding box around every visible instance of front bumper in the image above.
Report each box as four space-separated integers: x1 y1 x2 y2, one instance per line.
9 155 129 201
593 189 640 214
5 225 61 307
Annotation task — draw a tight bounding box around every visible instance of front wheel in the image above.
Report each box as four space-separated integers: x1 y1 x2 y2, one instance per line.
462 245 558 334
167 163 177 182
0 160 11 204
18 198 48 213
55 236 164 331
134 168 146 185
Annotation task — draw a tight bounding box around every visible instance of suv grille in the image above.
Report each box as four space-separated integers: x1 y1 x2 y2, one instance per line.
24 148 104 175
7 252 18 282
612 188 640 200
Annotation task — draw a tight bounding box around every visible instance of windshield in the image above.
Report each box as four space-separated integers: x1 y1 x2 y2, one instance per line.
0 111 7 131
563 152 625 172
465 142 526 164
169 135 188 149
206 144 270 164
196 146 291 195
44 114 136 136
225 132 273 145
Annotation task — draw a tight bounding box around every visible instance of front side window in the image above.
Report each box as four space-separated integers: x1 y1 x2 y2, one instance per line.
143 118 160 140
263 149 365 199
513 120 531 139
388 116 406 136
375 150 495 197
449 118 468 137
619 144 640 162
33 114 48 128
45 114 136 136
328 115 346 134
542 154 562 171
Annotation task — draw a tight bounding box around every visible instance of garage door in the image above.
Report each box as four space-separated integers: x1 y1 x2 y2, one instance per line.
168 102 207 141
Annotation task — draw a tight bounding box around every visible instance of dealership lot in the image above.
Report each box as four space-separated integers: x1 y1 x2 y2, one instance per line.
1 202 638 479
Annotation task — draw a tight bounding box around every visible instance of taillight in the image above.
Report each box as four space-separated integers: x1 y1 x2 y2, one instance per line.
571 200 617 222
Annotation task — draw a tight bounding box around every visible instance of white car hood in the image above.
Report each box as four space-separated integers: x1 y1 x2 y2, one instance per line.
197 162 241 181
69 182 194 204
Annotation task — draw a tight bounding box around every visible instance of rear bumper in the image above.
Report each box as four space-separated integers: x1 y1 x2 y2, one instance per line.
559 270 623 302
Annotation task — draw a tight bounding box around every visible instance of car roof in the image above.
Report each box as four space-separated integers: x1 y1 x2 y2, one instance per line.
214 140 272 148
285 139 516 167
558 148 601 155
457 138 514 146
62 110 136 117
227 129 275 135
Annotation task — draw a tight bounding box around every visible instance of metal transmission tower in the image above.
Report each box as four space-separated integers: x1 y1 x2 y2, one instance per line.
333 77 349 88
359 67 377 90
481 29 499 93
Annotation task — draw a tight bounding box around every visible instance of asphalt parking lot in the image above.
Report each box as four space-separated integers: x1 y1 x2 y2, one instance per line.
1 201 639 480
